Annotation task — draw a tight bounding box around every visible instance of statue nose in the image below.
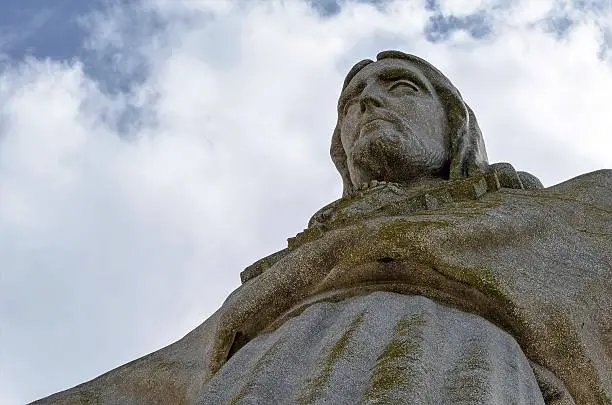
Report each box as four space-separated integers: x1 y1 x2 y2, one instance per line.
359 92 383 113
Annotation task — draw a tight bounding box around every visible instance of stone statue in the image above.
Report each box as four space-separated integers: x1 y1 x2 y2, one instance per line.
33 51 611 405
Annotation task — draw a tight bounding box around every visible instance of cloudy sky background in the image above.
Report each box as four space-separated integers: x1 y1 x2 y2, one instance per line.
1 0 611 403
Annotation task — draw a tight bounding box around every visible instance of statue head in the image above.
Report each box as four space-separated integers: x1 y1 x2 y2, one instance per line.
331 50 489 196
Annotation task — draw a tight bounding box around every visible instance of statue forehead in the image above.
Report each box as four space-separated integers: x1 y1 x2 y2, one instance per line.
341 58 433 94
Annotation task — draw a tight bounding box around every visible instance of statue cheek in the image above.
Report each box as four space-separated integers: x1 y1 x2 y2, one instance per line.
399 102 445 140
340 121 360 151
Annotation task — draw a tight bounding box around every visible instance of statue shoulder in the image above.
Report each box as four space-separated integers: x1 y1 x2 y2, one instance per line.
546 169 612 210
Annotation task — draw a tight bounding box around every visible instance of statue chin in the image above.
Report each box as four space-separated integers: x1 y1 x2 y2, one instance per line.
348 131 446 187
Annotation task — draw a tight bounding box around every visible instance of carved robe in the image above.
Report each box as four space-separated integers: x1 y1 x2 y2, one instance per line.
33 169 612 405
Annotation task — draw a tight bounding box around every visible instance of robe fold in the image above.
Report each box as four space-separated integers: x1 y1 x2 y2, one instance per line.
32 169 611 405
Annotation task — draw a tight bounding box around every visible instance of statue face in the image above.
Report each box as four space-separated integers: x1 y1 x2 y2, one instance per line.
339 58 449 188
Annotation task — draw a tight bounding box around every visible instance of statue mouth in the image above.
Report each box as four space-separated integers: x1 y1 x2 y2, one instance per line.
359 119 388 136
359 114 395 132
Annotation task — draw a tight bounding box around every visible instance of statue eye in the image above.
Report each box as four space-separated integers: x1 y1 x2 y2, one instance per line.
389 81 419 93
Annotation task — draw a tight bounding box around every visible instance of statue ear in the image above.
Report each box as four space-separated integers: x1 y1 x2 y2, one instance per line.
330 126 354 196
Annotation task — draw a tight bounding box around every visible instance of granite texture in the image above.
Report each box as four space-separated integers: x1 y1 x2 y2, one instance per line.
331 51 490 197
32 51 611 404
200 292 546 404
33 169 612 404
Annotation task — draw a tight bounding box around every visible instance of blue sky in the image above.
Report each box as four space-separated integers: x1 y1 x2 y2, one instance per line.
1 1 611 404
0 0 97 60
4 0 610 92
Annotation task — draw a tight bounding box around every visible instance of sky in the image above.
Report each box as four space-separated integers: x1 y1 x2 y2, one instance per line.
0 0 611 403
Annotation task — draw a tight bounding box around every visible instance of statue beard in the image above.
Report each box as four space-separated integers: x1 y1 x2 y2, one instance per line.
347 129 449 187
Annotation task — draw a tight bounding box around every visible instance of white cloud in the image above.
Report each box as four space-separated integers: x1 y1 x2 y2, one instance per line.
1 0 611 403
437 0 489 17
507 0 556 23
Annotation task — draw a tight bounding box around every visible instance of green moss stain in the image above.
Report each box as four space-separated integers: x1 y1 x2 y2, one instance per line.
364 313 426 403
371 219 513 311
382 219 449 253
378 219 450 242
458 265 507 303
444 341 490 402
544 311 612 405
77 391 101 405
229 390 246 405
298 312 365 405
333 219 452 270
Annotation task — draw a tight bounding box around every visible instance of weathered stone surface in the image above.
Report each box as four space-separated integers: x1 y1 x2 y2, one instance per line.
33 170 611 404
330 51 490 197
200 292 545 404
32 51 611 404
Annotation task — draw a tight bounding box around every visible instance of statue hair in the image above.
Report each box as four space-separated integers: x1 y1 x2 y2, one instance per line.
330 50 489 196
